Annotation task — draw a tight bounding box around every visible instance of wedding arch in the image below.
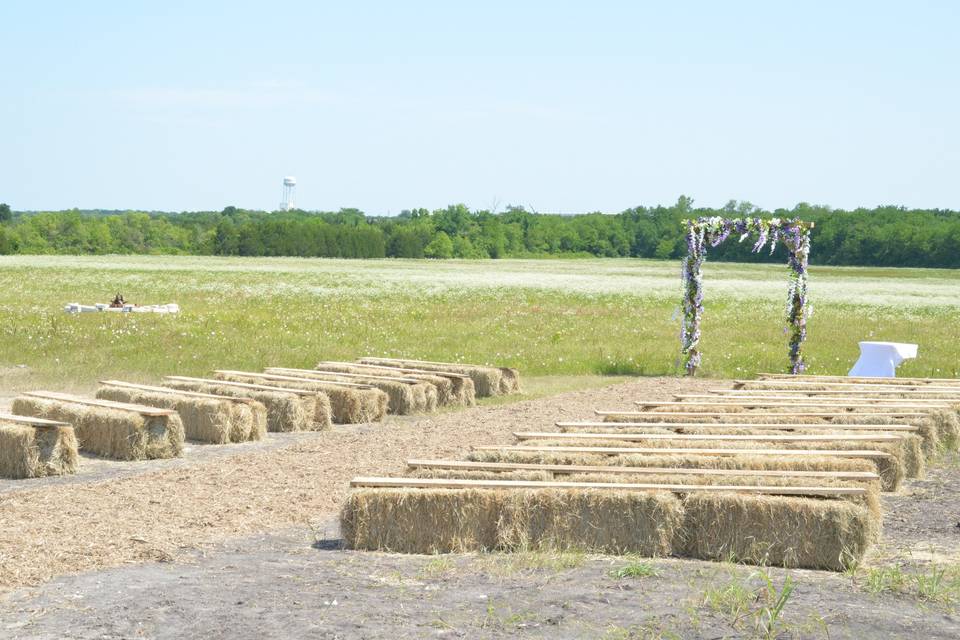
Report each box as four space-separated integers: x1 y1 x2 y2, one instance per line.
679 217 813 376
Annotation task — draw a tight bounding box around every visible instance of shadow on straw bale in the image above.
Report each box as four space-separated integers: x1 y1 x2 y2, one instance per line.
0 421 79 479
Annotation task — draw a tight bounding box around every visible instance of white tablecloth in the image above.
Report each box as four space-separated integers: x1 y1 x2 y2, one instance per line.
848 341 918 377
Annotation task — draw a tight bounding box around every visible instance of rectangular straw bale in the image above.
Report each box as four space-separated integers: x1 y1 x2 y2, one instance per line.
875 408 960 455
408 468 555 482
498 489 681 555
264 371 388 423
348 362 477 406
316 363 462 407
827 412 934 452
11 397 183 461
359 358 507 398
341 489 503 553
562 472 881 525
340 486 866 569
209 374 335 430
96 386 265 444
260 369 428 415
679 493 873 571
341 487 681 557
0 420 79 478
163 380 316 432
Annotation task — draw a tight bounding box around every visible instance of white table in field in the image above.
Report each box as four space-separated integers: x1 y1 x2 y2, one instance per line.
848 341 918 377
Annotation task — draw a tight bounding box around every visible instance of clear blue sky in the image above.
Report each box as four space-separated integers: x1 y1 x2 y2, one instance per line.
1 1 957 213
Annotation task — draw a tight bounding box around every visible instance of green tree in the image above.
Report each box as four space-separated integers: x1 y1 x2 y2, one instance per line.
423 231 454 258
0 203 10 223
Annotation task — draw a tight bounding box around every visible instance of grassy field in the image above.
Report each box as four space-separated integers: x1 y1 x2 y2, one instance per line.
1 255 958 391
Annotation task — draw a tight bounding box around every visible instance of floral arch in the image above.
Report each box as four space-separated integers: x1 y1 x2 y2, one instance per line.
680 217 813 376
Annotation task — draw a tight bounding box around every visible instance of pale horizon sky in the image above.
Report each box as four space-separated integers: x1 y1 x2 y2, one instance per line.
2 1 958 214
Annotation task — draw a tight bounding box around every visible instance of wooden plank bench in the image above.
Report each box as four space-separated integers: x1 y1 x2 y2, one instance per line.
350 476 867 497
557 420 920 432
636 400 946 410
405 458 880 480
736 379 960 391
594 410 928 419
22 391 175 417
321 361 471 380
213 370 375 389
266 366 422 384
0 412 71 428
164 375 318 396
514 431 903 443
672 394 951 406
100 380 255 403
473 444 894 459
719 386 960 396
758 373 960 384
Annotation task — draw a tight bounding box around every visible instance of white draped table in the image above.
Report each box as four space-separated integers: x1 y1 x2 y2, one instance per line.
848 341 918 377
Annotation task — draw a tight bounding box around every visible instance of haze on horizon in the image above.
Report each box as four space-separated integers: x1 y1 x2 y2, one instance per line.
1 1 957 214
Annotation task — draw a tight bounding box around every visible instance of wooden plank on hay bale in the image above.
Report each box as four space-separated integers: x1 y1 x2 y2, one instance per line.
406 459 880 480
514 431 903 443
349 475 866 497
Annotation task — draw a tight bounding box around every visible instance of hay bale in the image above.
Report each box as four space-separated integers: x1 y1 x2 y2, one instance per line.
829 413 938 457
499 489 682 555
639 404 747 414
408 469 555 482
465 449 901 491
359 358 506 397
679 493 873 571
335 362 478 406
260 368 390 424
258 368 390 424
563 472 881 525
260 370 427 415
928 409 960 452
340 486 866 569
214 372 333 431
163 380 316 432
316 363 462 407
341 489 503 553
95 387 264 444
0 420 78 479
341 487 682 556
498 368 522 394
204 376 334 430
12 397 183 461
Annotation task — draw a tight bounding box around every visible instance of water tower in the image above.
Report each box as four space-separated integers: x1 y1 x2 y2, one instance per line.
279 176 297 211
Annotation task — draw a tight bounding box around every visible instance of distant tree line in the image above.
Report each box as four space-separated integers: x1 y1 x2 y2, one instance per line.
1 198 959 267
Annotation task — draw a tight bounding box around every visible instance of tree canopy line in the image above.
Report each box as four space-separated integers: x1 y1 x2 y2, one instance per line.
0 198 958 267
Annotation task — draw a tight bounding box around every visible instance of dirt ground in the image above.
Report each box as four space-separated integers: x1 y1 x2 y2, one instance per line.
1 377 959 639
